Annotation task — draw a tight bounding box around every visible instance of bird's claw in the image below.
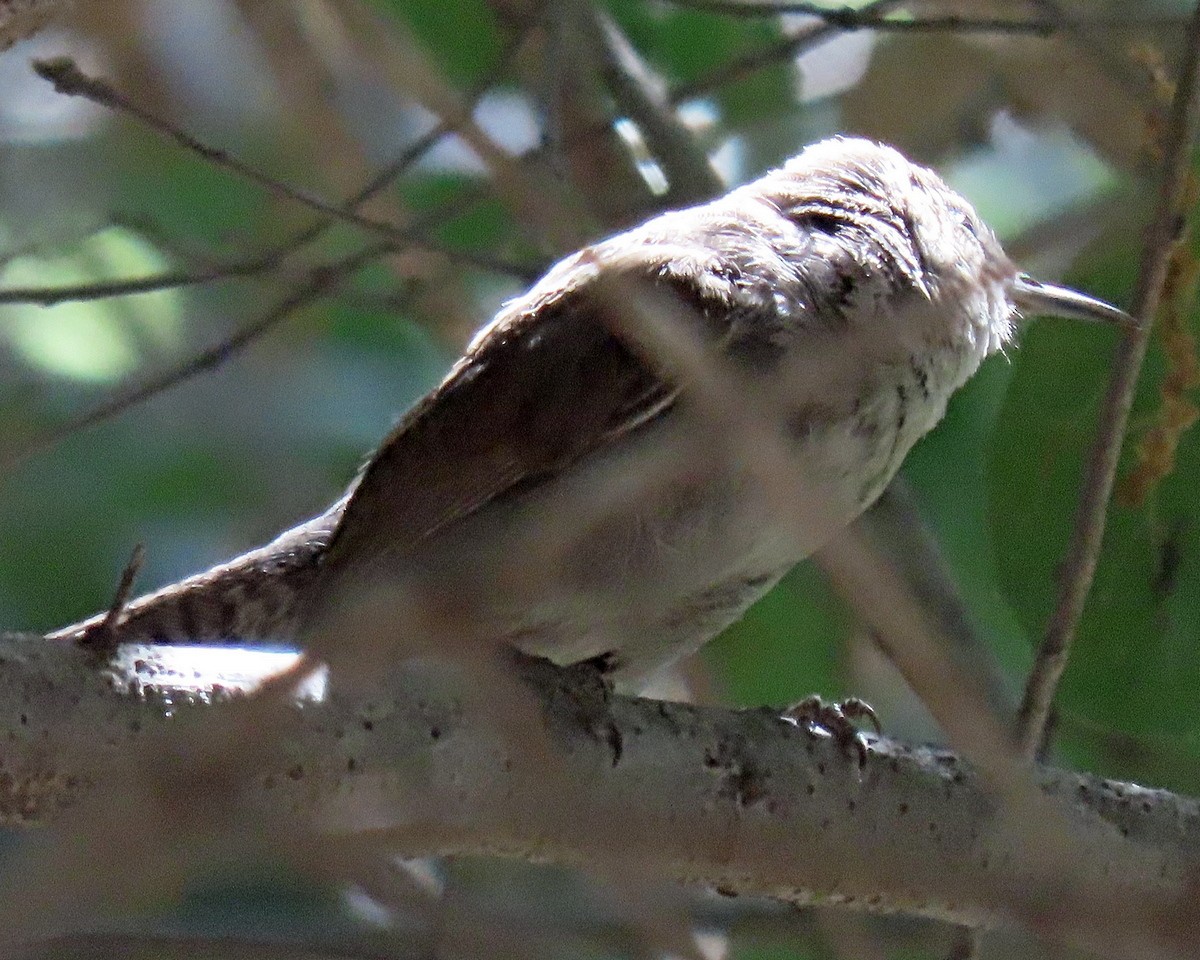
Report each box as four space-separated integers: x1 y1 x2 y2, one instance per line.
784 695 880 767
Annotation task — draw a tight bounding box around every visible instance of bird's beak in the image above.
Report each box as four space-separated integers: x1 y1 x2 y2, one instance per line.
1010 274 1138 330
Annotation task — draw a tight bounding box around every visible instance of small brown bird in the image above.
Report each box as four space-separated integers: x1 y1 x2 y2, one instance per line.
52 137 1132 694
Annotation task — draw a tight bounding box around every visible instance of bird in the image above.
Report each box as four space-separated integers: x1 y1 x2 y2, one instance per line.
50 136 1133 697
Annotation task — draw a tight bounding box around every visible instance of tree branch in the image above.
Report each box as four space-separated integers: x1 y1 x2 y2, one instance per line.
661 0 1183 34
29 58 532 281
0 634 1197 958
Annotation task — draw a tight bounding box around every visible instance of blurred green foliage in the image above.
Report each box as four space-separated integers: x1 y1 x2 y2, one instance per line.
989 223 1200 793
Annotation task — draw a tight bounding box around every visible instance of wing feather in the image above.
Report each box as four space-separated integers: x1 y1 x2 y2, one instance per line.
320 276 679 578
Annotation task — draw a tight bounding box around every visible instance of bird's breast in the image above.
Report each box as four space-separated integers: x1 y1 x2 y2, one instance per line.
400 402 878 686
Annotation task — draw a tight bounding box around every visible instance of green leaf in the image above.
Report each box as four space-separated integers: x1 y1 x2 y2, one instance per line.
987 250 1200 784
706 564 848 706
115 131 269 247
903 357 1031 680
368 0 501 86
0 227 184 382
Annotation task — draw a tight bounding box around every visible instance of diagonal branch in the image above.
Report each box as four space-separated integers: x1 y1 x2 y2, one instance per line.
6 24 540 311
671 0 907 101
581 7 724 206
1017 1 1200 757
29 58 531 280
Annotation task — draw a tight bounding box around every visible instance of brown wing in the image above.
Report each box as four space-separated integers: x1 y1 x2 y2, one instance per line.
319 276 678 581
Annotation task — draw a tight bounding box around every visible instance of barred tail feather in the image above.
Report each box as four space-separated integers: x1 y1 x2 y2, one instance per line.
46 504 344 646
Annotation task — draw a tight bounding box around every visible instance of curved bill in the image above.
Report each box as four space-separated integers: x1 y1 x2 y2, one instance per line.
1011 274 1139 331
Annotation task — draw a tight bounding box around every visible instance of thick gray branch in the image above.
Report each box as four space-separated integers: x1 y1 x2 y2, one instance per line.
0 634 1196 958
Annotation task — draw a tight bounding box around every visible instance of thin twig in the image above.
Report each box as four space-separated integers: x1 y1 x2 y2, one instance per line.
671 0 1181 101
0 28 538 472
4 29 535 308
671 0 907 101
6 23 536 308
269 18 534 256
662 0 1181 33
1016 1 1200 759
0 243 391 477
30 58 533 281
0 211 534 307
229 22 533 276
583 8 723 205
0 190 520 477
99 543 144 634
0 255 283 306
0 191 517 478
77 543 145 658
31 59 390 246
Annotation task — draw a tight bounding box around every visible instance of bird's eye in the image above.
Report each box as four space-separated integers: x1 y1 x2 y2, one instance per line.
797 212 841 235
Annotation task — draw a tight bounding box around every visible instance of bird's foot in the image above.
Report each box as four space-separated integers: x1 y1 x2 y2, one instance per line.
784 695 880 767
505 648 623 766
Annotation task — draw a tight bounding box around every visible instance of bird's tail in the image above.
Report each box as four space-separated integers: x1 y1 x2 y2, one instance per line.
45 502 346 647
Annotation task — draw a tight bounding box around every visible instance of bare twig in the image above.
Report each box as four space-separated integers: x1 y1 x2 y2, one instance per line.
76 542 145 658
4 30 535 310
270 17 535 256
671 0 907 101
0 231 534 307
661 0 1182 34
670 0 1181 102
106 544 147 622
226 21 535 281
29 59 390 240
1016 2 1200 758
0 184 522 479
29 58 533 282
0 243 391 477
0 254 287 306
582 7 723 205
